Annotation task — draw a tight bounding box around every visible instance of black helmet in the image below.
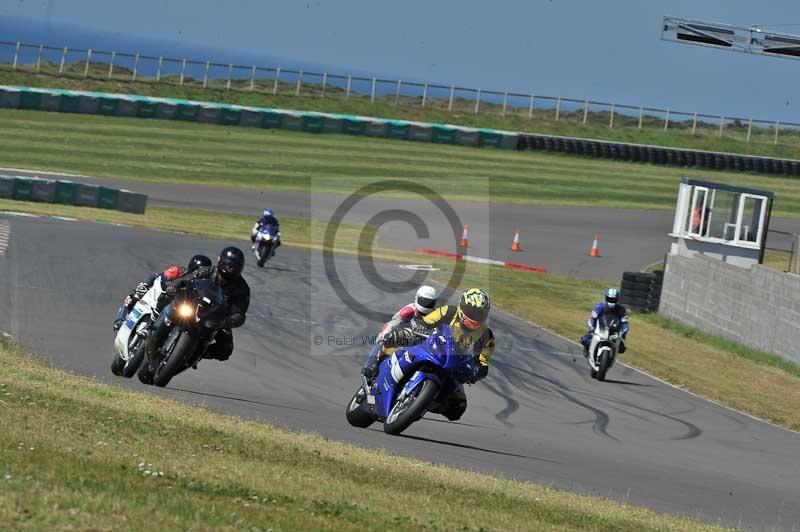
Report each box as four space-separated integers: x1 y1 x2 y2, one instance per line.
457 288 491 330
187 254 212 273
217 246 245 282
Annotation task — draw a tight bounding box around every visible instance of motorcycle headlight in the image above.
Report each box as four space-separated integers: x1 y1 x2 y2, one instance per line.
177 303 194 319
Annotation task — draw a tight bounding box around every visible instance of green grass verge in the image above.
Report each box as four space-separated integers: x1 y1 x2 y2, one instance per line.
2 108 800 218
0 340 727 531
3 67 799 160
4 199 800 431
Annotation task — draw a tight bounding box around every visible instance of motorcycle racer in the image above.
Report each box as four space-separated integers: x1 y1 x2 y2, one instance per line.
580 288 629 356
251 209 281 251
112 255 212 332
382 287 494 421
360 285 439 381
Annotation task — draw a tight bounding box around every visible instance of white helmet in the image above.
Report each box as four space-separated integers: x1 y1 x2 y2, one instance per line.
414 285 438 315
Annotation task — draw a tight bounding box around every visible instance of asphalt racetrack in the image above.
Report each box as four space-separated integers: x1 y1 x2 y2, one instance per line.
2 213 799 530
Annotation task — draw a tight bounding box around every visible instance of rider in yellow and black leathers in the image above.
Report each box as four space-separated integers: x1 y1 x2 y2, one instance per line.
383 288 494 421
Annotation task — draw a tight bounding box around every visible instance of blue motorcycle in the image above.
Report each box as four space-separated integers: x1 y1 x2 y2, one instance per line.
346 325 476 435
253 224 280 267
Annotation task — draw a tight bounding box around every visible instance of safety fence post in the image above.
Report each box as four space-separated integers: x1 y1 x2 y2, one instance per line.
58 47 67 76
691 112 697 135
295 69 303 96
203 61 210 88
555 96 561 121
774 121 780 144
718 116 724 137
12 42 20 70
155 56 162 82
35 44 43 73
501 91 508 116
609 102 615 128
345 75 351 99
179 58 186 85
84 49 93 78
108 51 116 79
582 98 589 124
746 118 753 143
249 65 256 91
272 67 280 94
394 80 402 105
370 77 376 103
447 84 455 111
638 105 644 129
664 109 670 130
132 53 140 81
421 82 428 107
227 63 233 90
528 94 535 119
321 72 327 96
474 89 481 114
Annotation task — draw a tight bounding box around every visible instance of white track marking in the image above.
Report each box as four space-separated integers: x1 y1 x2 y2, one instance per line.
0 220 9 256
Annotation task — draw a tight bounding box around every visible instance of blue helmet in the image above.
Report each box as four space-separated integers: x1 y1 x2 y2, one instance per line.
263 209 273 218
605 288 619 308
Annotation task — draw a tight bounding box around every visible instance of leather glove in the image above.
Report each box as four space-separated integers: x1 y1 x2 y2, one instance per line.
164 283 178 298
383 328 412 348
135 282 149 298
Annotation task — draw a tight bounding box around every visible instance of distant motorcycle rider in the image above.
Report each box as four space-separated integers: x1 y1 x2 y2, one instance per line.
361 285 439 381
251 209 281 251
143 247 250 380
112 254 212 332
580 288 629 356
382 288 494 421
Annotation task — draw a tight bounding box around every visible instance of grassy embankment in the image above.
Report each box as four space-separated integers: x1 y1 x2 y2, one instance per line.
2 109 800 219
2 65 800 159
0 340 728 531
3 197 800 432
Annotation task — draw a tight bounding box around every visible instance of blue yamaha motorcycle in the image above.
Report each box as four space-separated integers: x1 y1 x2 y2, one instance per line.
345 326 476 435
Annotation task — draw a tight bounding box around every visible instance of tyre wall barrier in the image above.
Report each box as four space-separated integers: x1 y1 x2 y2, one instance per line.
516 131 800 176
0 174 148 214
3 85 797 174
619 271 663 314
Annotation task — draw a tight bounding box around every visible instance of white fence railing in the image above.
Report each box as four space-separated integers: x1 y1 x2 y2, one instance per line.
2 39 800 147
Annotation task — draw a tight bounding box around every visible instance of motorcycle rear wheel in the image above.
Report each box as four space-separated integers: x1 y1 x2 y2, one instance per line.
345 387 375 428
384 380 439 435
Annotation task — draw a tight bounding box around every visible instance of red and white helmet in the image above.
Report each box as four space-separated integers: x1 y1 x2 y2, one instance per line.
414 285 438 315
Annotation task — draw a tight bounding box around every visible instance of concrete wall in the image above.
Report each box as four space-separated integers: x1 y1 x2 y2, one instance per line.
660 252 800 365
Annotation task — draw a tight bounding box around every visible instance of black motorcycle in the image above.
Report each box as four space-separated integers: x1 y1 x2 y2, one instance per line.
138 278 227 387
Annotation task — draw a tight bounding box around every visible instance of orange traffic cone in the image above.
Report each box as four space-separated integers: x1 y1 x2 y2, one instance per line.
511 228 522 251
459 225 470 248
589 233 600 257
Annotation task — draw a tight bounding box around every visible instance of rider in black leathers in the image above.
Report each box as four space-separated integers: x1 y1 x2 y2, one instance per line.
142 247 250 380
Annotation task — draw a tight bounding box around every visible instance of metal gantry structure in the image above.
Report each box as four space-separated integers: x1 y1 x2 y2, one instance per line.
662 15 800 60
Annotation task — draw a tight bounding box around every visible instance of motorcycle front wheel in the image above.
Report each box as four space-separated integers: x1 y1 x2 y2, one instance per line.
383 379 439 435
597 350 610 381
257 242 270 267
153 332 198 387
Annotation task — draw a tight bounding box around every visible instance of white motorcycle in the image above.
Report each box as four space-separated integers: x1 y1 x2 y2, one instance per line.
586 315 622 381
110 278 164 378
253 224 280 268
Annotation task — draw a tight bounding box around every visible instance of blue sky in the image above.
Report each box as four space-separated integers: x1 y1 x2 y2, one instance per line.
3 0 800 121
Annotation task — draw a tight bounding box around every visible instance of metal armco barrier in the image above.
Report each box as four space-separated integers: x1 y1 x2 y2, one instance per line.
0 174 148 214
2 84 799 174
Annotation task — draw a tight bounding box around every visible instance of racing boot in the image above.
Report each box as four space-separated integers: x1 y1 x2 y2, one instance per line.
361 344 382 384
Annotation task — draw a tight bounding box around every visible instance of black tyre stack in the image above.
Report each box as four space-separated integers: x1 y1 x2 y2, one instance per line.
619 271 663 313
